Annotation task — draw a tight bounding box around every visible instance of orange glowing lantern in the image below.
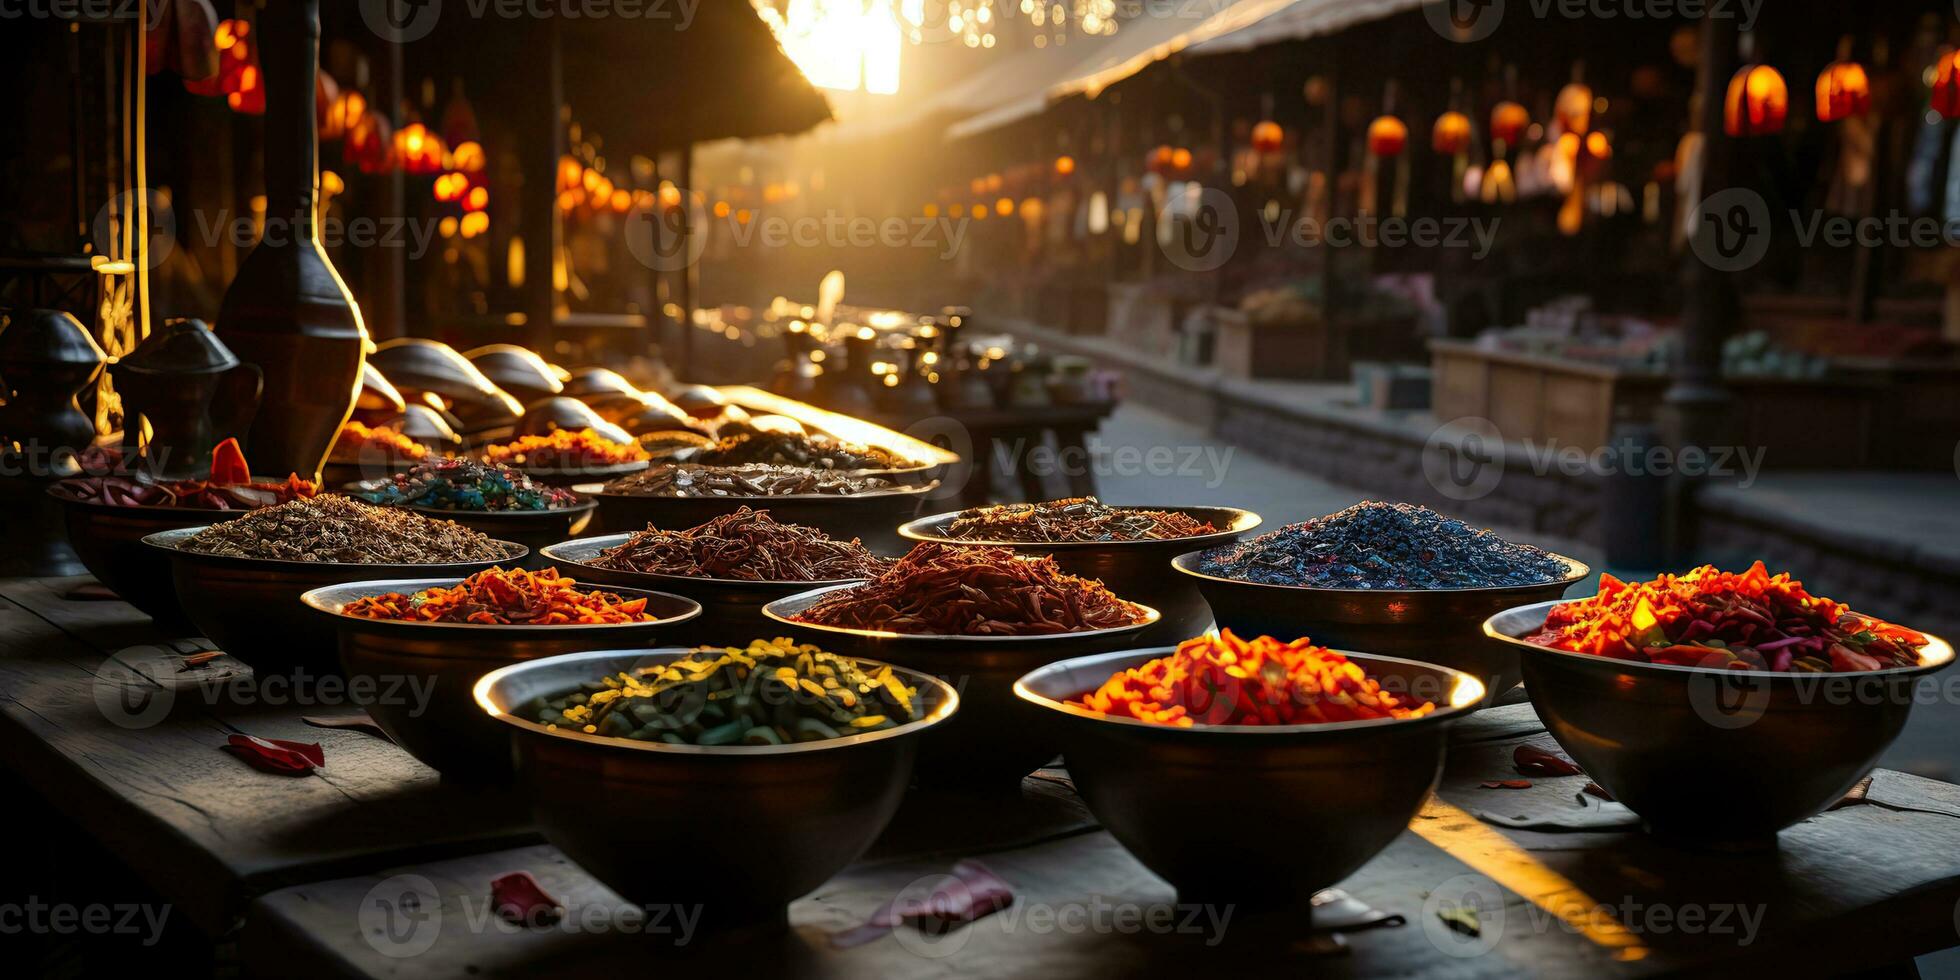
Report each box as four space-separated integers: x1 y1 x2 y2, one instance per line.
1724 64 1788 136
1367 116 1408 157
433 173 469 203
345 112 395 175
449 140 486 174
464 186 489 212
228 64 264 114
1431 111 1472 155
186 18 247 97
1251 119 1285 154
1054 155 1076 176
1814 60 1869 123
322 90 366 142
558 156 584 192
1147 144 1176 175
1489 102 1529 148
1170 147 1193 172
1933 52 1960 120
315 71 339 131
1554 82 1593 134
394 123 446 176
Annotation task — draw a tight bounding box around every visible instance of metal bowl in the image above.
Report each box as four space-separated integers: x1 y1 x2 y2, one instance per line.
53 492 250 630
1016 647 1483 909
581 481 938 554
511 458 649 489
142 526 527 675
1170 550 1591 704
301 579 701 779
762 584 1159 788
475 648 958 927
900 505 1261 646
540 531 873 646
1486 599 1957 847
407 502 598 570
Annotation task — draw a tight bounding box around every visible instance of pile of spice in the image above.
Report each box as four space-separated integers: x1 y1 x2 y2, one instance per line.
177 494 510 563
342 566 654 625
792 542 1149 636
1197 502 1570 590
1527 561 1928 673
355 457 578 512
591 507 891 581
531 638 923 744
330 421 430 461
51 437 316 509
688 431 911 470
603 463 900 498
483 429 648 469
1068 631 1436 727
945 497 1218 543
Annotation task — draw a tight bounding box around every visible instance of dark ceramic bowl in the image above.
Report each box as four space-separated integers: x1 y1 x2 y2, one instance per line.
511 458 649 488
1016 647 1484 909
1486 599 1956 846
1170 550 1591 704
900 505 1261 647
407 502 598 570
475 648 958 928
142 526 526 675
581 481 938 554
762 584 1159 788
53 490 256 629
540 531 876 646
301 579 701 779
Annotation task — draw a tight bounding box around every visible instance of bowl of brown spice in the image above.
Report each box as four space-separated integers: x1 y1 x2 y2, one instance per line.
582 462 939 552
540 506 893 645
900 497 1260 647
144 495 525 675
763 541 1158 789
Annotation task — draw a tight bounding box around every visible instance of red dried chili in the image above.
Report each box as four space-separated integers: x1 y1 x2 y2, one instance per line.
791 542 1148 636
342 567 655 625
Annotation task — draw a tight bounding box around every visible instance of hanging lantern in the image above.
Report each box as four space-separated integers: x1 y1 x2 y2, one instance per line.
1147 144 1175 175
450 141 487 174
1932 51 1960 120
322 90 366 142
1554 82 1593 134
227 64 264 114
1490 101 1529 148
464 186 489 213
1054 155 1076 176
1724 64 1788 136
1250 120 1284 154
185 18 247 97
1432 111 1472 155
345 112 395 175
1170 147 1193 172
433 172 470 203
558 156 584 192
1480 160 1516 203
1579 131 1612 181
394 123 446 176
1366 116 1407 157
1815 55 1870 123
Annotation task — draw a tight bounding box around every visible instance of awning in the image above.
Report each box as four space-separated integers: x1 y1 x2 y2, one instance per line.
1187 0 1427 55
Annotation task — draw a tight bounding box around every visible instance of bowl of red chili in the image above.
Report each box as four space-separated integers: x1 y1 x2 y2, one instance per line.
763 542 1159 788
302 567 700 778
1015 632 1485 911
1485 563 1954 846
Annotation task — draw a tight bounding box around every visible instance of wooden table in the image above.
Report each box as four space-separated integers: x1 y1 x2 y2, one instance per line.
6 574 1960 977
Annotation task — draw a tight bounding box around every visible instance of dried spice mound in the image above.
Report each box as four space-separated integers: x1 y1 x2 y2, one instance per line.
603 463 900 497
1068 630 1436 727
356 457 578 512
792 542 1149 636
330 421 430 461
483 429 648 468
1528 561 1929 673
52 437 317 510
689 431 911 470
945 497 1218 543
342 567 654 625
179 494 510 563
1197 502 1570 590
532 638 923 744
592 507 892 581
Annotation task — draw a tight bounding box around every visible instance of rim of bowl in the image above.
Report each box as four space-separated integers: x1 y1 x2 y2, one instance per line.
574 478 942 502
505 459 652 478
404 499 599 519
142 525 529 572
299 577 702 631
1483 597 1957 681
541 532 884 589
1168 547 1592 596
897 505 1263 551
761 581 1162 643
472 647 961 756
1014 645 1487 734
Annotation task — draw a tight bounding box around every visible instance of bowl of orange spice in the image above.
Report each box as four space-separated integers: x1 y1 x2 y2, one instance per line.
1016 631 1484 912
303 566 699 778
481 428 650 487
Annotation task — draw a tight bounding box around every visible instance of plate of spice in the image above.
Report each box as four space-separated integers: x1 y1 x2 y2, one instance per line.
541 506 893 642
481 428 651 486
763 542 1158 785
352 457 598 564
302 567 701 778
1172 502 1590 703
1484 564 1953 845
1015 633 1485 908
583 462 940 552
900 497 1259 645
321 420 434 486
472 643 959 927
144 495 526 674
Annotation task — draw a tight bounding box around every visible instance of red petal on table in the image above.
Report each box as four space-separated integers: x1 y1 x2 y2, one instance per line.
1582 782 1615 801
223 734 324 775
1481 779 1533 789
831 859 1015 948
490 871 562 924
1513 743 1583 777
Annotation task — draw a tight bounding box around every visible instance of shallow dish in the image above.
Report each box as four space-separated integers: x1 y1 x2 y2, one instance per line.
475 648 958 928
1486 599 1955 846
302 579 700 778
581 481 939 554
1171 550 1591 703
512 458 650 488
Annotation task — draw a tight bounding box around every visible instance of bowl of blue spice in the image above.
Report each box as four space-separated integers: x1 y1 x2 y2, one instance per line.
1172 502 1589 704
353 457 597 568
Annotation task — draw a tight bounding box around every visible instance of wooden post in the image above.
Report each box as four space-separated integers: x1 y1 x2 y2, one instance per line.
364 29 406 340
517 20 563 351
674 144 695 375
